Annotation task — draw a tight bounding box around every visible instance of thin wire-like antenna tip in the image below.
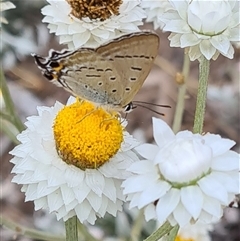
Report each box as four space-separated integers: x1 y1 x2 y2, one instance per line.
133 101 171 109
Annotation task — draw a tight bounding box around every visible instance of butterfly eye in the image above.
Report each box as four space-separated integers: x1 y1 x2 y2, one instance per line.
123 102 136 113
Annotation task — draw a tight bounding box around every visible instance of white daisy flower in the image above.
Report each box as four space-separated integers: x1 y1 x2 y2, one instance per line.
0 0 15 25
122 118 239 227
41 0 146 49
10 97 140 224
158 0 240 60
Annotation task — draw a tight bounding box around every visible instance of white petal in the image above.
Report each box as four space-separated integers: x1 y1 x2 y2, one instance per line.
86 192 102 212
138 181 171 208
72 184 91 203
1 1 15 11
211 151 239 171
59 35 72 44
25 184 38 201
37 181 58 198
152 117 175 148
203 134 235 156
85 170 105 196
55 23 69 35
210 36 231 55
135 144 159 160
181 185 203 219
72 32 91 48
65 200 78 212
156 188 180 224
102 178 116 202
188 45 202 61
169 33 181 47
126 160 157 174
144 204 157 221
106 199 122 216
180 33 201 47
210 171 238 193
47 191 64 212
75 201 92 223
228 27 240 41
86 209 98 224
129 193 141 209
68 23 86 34
198 175 228 204
34 197 47 210
163 19 190 33
197 210 216 224
60 184 75 205
199 40 216 60
64 167 84 187
98 195 108 216
202 195 222 218
173 202 192 227
122 173 157 194
170 0 188 21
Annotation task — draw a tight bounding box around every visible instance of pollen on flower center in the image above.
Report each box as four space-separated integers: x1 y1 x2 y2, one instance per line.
53 99 123 170
176 236 194 241
66 0 123 21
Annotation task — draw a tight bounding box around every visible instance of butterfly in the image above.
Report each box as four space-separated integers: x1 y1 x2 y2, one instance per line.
32 31 159 112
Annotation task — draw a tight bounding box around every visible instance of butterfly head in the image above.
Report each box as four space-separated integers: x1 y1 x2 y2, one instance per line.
123 102 137 113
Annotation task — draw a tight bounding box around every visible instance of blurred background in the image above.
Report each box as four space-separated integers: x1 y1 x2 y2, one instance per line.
1 1 239 240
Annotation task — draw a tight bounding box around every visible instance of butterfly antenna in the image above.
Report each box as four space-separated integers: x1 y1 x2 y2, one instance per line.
133 103 166 116
132 100 171 109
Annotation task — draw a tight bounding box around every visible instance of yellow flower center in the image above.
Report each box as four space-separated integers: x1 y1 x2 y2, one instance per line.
53 99 123 170
176 236 194 241
66 0 122 21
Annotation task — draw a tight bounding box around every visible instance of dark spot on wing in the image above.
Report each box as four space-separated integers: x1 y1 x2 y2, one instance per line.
86 74 101 78
130 77 137 81
131 67 142 71
110 77 116 81
115 55 124 58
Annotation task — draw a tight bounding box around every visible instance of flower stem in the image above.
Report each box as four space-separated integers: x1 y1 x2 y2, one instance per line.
172 54 190 133
130 209 144 241
144 221 173 241
1 215 65 241
0 119 19 144
0 69 25 132
167 224 179 241
193 57 210 134
65 216 78 241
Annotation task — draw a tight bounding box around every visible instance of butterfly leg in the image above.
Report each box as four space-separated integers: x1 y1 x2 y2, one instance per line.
99 112 121 128
76 108 98 123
